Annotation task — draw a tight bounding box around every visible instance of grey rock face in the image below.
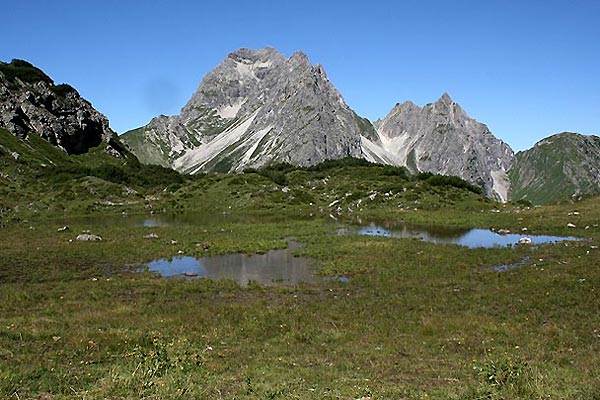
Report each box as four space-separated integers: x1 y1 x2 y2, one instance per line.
0 60 119 155
123 48 515 200
123 47 369 173
363 93 514 200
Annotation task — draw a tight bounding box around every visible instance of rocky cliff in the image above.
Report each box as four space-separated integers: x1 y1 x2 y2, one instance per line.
123 47 515 200
0 59 122 156
362 93 514 201
509 132 600 204
123 47 372 173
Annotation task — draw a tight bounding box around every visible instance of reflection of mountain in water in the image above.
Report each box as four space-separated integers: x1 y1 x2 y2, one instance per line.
147 240 314 286
354 223 578 248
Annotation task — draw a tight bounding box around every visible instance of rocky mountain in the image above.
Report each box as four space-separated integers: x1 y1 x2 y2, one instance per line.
362 94 514 201
0 59 124 157
123 47 373 174
123 47 515 200
508 132 600 204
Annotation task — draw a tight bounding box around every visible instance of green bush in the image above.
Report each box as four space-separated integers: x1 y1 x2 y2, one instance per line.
306 157 375 171
0 59 54 85
38 162 184 189
413 172 482 194
50 83 78 97
381 165 410 178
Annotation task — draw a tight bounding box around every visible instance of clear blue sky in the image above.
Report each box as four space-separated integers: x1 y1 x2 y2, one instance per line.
2 0 599 151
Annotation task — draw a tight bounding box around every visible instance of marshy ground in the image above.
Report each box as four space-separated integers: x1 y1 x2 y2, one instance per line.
0 161 598 399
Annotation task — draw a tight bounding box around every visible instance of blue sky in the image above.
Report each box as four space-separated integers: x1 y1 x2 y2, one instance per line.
2 0 599 151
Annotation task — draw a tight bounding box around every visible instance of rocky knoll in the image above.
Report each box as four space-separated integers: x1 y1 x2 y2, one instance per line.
362 93 514 201
0 59 121 155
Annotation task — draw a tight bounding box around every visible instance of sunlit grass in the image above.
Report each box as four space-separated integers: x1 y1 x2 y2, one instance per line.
0 166 598 398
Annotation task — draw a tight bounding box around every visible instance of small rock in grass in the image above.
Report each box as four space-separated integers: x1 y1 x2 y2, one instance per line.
76 233 102 241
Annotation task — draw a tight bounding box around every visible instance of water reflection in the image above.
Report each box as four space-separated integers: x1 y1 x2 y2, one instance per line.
147 240 314 286
63 212 579 249
350 223 579 248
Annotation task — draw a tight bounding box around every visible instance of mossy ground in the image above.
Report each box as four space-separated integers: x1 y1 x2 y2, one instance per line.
1 151 599 399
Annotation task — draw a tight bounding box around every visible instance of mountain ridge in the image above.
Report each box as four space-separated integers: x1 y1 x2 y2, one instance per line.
362 92 514 200
1 53 598 205
121 47 515 200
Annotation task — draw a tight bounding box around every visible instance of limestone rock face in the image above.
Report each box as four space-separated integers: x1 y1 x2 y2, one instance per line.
122 47 516 200
362 93 514 200
122 47 371 173
0 59 119 155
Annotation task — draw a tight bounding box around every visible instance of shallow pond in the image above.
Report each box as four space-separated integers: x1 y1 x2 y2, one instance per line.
347 223 579 248
146 240 315 286
61 213 579 282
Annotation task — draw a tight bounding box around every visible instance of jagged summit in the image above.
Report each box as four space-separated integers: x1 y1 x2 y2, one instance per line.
436 92 454 105
122 47 369 173
362 93 514 201
121 47 515 200
228 46 280 60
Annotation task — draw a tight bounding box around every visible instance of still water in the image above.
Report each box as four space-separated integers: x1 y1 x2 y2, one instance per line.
351 223 579 248
147 240 315 286
62 213 579 283
64 213 579 249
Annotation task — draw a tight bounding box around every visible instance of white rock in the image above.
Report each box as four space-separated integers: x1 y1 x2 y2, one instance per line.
76 234 102 241
517 237 532 245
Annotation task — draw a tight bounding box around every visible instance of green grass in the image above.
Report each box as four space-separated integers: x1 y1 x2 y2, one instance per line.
0 59 54 86
1 154 599 399
509 132 600 204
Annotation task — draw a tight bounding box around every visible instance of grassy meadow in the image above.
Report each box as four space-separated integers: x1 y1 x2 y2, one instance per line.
0 152 599 399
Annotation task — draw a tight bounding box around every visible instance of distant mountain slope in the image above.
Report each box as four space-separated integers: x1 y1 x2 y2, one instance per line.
0 59 125 157
509 132 600 204
122 47 373 174
363 94 514 201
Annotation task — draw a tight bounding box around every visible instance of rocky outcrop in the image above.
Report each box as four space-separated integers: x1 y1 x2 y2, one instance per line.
122 47 372 173
509 132 600 204
0 59 121 155
362 93 514 200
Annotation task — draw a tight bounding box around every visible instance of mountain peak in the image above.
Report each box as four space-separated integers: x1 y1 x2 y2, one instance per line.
436 92 454 105
289 50 311 65
227 46 284 63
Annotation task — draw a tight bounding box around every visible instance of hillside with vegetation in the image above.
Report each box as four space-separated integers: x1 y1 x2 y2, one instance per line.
509 132 600 204
1 143 599 398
